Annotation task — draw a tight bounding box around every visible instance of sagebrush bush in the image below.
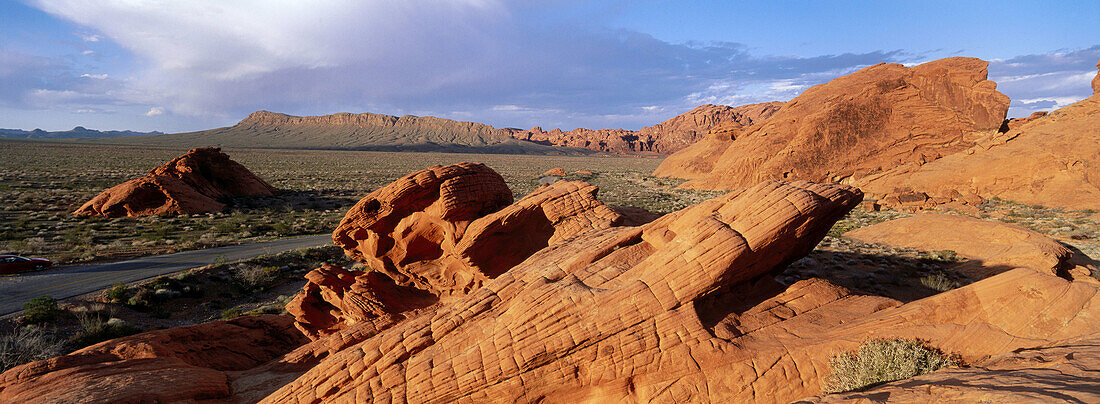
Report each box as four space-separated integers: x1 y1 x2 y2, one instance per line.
0 326 65 371
920 273 963 292
104 283 129 303
825 339 957 393
233 265 281 290
21 296 61 324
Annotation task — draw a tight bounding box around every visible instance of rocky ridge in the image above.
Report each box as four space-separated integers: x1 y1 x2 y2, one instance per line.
655 57 1011 189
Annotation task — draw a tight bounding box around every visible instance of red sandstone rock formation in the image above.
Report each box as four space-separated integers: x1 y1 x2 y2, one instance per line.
73 147 276 217
5 165 1100 403
1093 58 1100 94
0 315 304 403
654 57 1010 188
289 164 628 339
505 102 784 154
845 214 1098 282
854 60 1100 210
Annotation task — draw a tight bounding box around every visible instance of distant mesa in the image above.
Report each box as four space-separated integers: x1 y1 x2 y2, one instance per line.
655 57 1011 188
0 126 163 139
73 147 276 217
92 110 594 155
85 103 782 155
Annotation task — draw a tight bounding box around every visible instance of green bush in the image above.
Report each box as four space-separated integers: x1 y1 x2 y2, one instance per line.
104 283 129 303
21 296 61 324
126 288 156 309
825 339 957 393
0 326 65 371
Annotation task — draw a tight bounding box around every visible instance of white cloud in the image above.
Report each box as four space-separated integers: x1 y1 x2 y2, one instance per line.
79 33 101 42
145 107 165 116
80 73 108 79
82 50 94 55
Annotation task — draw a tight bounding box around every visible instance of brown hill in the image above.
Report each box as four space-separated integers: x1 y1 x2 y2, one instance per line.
855 58 1100 210
93 111 593 155
654 57 1010 188
74 147 277 217
505 102 783 154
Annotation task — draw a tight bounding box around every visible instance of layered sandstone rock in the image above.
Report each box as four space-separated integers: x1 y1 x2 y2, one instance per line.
74 147 276 217
845 214 1098 282
506 102 784 154
855 61 1100 210
654 57 1010 189
291 164 627 339
1093 58 1100 94
264 180 866 402
0 315 304 403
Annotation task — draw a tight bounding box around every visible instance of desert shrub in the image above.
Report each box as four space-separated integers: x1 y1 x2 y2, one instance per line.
825 339 957 393
69 313 141 348
21 296 61 324
104 283 130 303
233 265 281 290
0 326 65 371
920 273 963 292
220 307 244 320
126 288 156 309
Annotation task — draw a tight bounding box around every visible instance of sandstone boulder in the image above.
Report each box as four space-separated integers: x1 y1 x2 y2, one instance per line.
263 180 866 402
1093 57 1100 94
74 147 277 217
845 214 1098 281
295 164 627 339
0 315 304 403
654 57 1010 189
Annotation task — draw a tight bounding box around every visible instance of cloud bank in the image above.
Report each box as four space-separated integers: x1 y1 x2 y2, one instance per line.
5 1 1097 132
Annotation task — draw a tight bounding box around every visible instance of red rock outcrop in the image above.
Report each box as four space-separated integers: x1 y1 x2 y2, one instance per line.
505 102 784 154
290 164 628 339
654 57 1010 188
845 214 1098 282
1093 58 1100 94
854 71 1100 210
74 147 277 217
0 315 304 403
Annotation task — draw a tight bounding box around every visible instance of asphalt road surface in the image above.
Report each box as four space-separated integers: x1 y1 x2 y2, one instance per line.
0 234 331 316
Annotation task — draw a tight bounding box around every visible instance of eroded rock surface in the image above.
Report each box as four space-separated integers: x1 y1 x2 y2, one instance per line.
264 180 865 402
0 315 304 403
291 164 628 339
846 214 1098 282
855 64 1100 210
74 147 277 217
655 57 1010 189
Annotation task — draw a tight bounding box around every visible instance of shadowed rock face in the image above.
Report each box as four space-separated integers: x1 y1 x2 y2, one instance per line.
655 57 1010 189
73 147 277 217
846 214 1099 282
290 163 629 339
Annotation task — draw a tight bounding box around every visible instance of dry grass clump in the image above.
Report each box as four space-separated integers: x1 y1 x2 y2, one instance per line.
825 338 958 393
0 326 65 372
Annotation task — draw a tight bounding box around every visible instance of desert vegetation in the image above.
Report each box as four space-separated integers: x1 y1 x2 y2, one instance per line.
825 338 958 393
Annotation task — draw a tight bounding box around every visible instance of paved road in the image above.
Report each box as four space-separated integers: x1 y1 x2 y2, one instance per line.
0 234 331 316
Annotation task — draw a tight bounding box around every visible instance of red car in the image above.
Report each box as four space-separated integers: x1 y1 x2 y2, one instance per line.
0 255 52 274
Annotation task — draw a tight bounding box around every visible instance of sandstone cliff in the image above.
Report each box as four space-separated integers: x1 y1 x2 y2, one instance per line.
854 58 1100 210
654 57 1010 188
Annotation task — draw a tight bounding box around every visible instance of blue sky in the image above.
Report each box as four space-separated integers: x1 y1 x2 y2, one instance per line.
1 0 1097 133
